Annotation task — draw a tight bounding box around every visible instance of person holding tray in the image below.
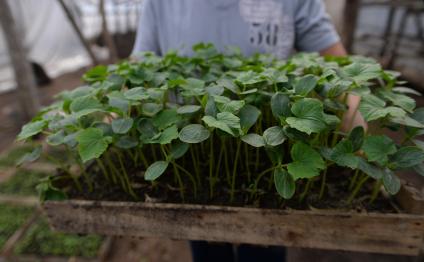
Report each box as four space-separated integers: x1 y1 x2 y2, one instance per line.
132 0 365 261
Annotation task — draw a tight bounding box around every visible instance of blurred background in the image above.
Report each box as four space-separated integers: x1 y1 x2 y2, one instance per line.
0 0 423 261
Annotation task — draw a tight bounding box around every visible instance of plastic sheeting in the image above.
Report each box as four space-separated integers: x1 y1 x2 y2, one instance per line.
0 0 91 93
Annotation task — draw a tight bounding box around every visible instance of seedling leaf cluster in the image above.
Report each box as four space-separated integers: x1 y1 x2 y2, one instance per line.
17 44 424 206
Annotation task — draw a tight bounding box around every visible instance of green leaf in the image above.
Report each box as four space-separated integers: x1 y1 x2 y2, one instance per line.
64 132 78 148
169 141 189 159
286 98 326 135
145 161 169 181
115 136 138 149
393 87 422 96
107 91 129 113
16 146 42 167
323 113 340 127
241 134 265 147
288 142 325 180
411 108 424 124
382 169 401 195
124 87 149 100
205 84 224 96
414 139 424 151
111 118 134 134
205 97 217 117
157 125 179 145
70 95 102 113
362 135 397 165
378 89 416 113
413 164 424 176
182 77 205 89
294 75 318 96
216 78 240 94
137 118 159 142
202 115 237 136
181 78 205 96
390 116 424 128
17 120 47 141
359 95 406 122
76 128 111 162
348 126 364 151
263 126 286 146
152 109 180 130
215 98 245 114
147 88 165 101
177 105 202 114
266 145 285 165
239 105 261 134
142 103 162 117
390 147 424 169
83 65 108 82
46 130 65 146
235 71 264 86
37 181 68 202
274 167 295 199
328 140 360 169
271 93 291 120
179 124 210 143
217 112 241 130
357 158 385 179
343 62 381 83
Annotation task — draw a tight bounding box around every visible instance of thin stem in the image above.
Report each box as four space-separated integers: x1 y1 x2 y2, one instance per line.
190 145 201 187
250 166 276 199
138 148 149 169
319 168 328 200
349 169 360 191
150 144 158 162
128 149 137 166
173 162 197 198
209 132 214 198
347 175 369 204
96 158 110 182
299 179 312 203
105 153 119 184
245 143 251 183
230 140 242 203
172 162 185 201
78 160 93 192
117 151 137 199
223 139 231 185
255 147 260 172
45 154 82 191
369 179 382 204
215 143 224 184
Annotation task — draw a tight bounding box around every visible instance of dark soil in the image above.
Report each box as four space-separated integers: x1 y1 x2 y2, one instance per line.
61 148 398 214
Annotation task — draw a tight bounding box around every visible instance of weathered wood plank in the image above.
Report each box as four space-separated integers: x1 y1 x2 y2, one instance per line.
0 195 39 207
43 200 424 256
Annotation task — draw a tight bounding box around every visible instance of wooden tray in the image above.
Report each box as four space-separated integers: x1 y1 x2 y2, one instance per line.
43 199 424 256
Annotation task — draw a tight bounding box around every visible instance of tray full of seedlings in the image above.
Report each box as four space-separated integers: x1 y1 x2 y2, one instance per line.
16 44 424 256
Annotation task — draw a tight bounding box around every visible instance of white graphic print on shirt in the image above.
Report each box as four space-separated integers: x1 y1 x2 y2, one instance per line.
239 0 294 58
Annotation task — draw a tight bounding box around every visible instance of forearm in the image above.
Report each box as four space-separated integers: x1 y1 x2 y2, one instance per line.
319 42 347 56
319 42 367 131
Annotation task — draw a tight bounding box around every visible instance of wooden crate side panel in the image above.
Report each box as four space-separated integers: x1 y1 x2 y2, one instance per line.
43 201 424 256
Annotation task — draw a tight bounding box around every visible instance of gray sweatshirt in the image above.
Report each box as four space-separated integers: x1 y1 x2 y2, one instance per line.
132 0 340 59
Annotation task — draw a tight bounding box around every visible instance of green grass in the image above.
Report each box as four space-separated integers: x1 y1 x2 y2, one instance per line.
0 204 34 249
13 219 103 258
0 169 48 196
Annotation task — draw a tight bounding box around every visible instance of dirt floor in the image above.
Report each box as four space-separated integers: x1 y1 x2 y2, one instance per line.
1 66 424 261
